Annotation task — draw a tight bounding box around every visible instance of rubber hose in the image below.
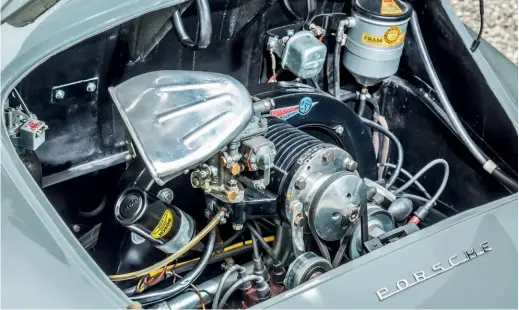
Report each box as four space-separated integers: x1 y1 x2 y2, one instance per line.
172 0 212 49
357 99 366 116
212 265 244 309
379 163 432 199
410 10 517 190
361 118 404 189
217 275 265 309
339 92 358 103
394 159 449 221
333 41 342 98
132 229 217 304
109 212 224 281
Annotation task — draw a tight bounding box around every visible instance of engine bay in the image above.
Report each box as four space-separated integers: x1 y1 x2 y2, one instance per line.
3 0 517 308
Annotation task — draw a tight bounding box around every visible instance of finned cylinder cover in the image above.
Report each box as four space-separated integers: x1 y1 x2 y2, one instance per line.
343 0 412 86
115 187 195 253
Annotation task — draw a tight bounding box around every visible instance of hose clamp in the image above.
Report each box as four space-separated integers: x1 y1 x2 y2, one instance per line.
483 160 497 174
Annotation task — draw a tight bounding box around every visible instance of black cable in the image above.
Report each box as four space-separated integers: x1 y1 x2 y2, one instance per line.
410 10 517 191
259 218 276 228
124 244 256 296
132 229 216 304
172 0 212 49
217 275 265 309
246 223 280 262
360 117 404 189
279 0 302 20
333 41 342 98
305 0 317 23
308 12 349 26
214 229 246 251
251 231 261 259
470 0 484 52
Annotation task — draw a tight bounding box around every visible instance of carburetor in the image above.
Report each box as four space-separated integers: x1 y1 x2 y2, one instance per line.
190 98 277 204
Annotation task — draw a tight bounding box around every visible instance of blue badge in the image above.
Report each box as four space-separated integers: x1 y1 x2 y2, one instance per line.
298 97 313 115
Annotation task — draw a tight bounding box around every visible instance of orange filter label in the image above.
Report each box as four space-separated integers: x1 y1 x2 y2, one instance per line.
380 0 403 15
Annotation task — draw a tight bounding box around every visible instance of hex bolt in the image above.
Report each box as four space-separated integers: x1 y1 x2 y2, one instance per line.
334 125 344 135
322 150 334 163
343 158 358 171
293 213 305 228
55 90 65 100
232 223 244 231
157 188 174 204
294 177 306 190
86 82 97 93
343 206 360 223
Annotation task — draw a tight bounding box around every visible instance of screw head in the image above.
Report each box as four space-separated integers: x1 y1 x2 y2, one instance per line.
55 90 65 100
323 150 334 163
294 177 306 190
232 223 244 231
158 188 174 204
343 158 358 171
72 224 81 233
334 125 344 135
86 82 97 92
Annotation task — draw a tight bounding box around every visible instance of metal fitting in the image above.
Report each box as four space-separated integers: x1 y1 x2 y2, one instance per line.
220 216 227 225
334 125 344 135
232 223 244 231
86 82 97 92
55 89 65 100
294 213 305 228
322 149 334 163
228 163 241 175
343 205 360 223
267 37 278 50
343 158 358 171
294 177 306 190
157 188 174 204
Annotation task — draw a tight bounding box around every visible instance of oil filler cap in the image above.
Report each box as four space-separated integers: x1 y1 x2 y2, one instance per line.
115 188 147 225
353 0 412 21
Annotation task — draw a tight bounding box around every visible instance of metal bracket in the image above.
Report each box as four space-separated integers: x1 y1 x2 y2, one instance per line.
51 77 99 103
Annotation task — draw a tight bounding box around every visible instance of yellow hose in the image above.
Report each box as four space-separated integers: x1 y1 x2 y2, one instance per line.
109 212 224 282
145 236 275 278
